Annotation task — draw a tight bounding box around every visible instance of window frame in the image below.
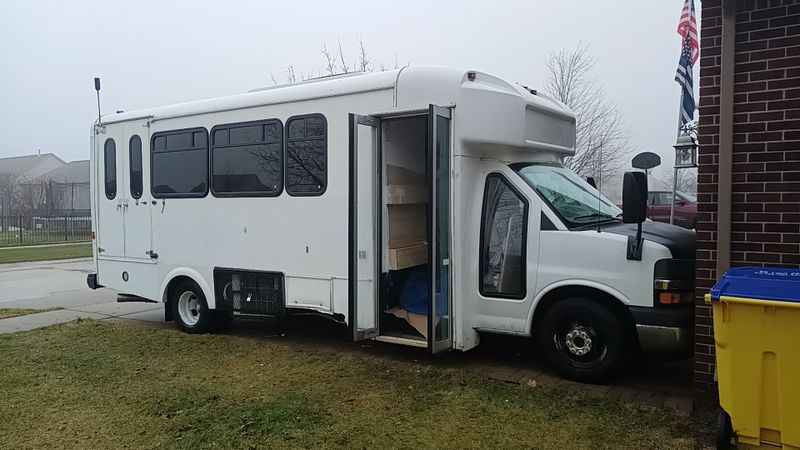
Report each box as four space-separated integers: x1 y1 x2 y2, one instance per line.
284 113 328 197
103 138 117 200
478 172 529 300
209 118 284 198
150 127 209 199
129 135 143 199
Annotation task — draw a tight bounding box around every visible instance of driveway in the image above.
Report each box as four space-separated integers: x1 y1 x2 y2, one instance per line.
0 258 162 333
0 258 110 309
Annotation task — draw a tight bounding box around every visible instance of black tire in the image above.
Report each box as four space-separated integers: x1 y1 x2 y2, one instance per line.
170 279 213 334
536 298 631 383
211 310 234 333
715 409 734 450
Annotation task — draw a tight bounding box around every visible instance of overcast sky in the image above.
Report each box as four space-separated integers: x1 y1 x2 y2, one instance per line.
0 0 696 187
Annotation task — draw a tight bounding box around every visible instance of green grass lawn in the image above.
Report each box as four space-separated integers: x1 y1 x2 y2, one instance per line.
0 308 60 319
0 242 92 264
0 321 712 449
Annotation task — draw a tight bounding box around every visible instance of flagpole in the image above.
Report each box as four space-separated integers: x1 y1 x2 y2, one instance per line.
672 0 696 225
670 88 687 224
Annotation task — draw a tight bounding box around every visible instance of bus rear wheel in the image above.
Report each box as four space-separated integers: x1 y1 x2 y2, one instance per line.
171 280 212 334
536 298 629 383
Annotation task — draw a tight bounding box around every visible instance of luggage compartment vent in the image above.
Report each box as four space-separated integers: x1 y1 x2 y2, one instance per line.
214 268 285 316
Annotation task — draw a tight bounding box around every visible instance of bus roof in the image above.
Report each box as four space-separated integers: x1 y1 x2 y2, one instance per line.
98 66 573 126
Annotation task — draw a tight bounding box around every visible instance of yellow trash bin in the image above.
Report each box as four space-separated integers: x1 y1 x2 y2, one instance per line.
707 267 800 449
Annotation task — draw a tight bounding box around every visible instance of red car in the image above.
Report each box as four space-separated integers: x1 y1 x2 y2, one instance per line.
647 191 697 230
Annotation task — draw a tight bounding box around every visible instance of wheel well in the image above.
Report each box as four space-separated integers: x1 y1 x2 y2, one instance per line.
163 275 196 322
531 285 638 343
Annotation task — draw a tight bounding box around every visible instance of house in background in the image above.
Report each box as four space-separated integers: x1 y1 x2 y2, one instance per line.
0 152 89 216
35 160 91 215
0 153 65 181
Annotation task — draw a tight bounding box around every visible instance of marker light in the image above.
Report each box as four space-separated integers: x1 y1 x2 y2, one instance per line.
659 292 682 305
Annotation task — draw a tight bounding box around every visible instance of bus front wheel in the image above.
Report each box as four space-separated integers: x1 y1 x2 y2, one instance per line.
536 298 629 383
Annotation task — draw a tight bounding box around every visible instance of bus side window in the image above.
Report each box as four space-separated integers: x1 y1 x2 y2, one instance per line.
479 174 528 299
104 138 116 200
285 114 327 196
129 135 143 199
210 119 283 196
151 128 209 198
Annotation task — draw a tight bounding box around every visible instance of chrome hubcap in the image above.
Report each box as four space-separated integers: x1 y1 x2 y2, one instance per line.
177 291 201 326
565 328 592 356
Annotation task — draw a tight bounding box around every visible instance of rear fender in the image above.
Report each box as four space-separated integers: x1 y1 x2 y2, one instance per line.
160 267 215 309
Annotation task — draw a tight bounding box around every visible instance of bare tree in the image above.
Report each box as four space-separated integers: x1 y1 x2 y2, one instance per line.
286 65 297 84
337 37 350 74
0 174 70 216
0 173 20 217
658 168 697 195
271 37 402 85
357 36 372 73
14 180 47 215
543 44 631 190
321 44 338 76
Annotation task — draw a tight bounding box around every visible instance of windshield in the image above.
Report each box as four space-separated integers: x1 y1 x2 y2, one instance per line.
512 163 622 228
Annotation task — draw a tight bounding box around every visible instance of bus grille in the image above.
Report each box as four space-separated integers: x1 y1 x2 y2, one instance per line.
213 268 285 316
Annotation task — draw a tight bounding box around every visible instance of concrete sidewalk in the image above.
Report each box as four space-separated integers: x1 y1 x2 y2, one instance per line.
0 302 162 334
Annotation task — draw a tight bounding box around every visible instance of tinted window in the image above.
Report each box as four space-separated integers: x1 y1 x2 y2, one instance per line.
151 128 208 198
480 174 528 298
211 119 282 196
286 114 327 196
129 135 143 199
104 138 116 200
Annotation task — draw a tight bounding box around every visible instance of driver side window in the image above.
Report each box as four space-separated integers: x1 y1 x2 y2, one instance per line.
480 174 528 299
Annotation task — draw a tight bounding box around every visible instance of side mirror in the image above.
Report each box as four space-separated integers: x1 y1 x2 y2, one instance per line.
676 199 687 207
586 177 597 189
622 171 647 261
622 172 647 224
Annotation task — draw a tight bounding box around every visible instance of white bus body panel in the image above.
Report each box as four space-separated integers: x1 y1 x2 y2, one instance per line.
92 66 596 352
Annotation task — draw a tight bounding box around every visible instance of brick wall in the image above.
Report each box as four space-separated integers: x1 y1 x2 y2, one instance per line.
695 0 800 394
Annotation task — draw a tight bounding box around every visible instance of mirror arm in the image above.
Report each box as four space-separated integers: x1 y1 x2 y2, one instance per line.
627 222 644 261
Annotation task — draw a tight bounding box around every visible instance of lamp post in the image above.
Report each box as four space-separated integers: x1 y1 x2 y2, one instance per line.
670 131 698 224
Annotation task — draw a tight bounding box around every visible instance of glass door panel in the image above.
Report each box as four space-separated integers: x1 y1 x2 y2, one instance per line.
349 114 380 341
428 105 453 353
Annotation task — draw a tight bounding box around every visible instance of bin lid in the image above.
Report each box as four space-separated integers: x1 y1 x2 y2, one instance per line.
710 267 800 303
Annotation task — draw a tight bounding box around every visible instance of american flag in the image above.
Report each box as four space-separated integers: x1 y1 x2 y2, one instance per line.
677 0 699 65
675 34 696 128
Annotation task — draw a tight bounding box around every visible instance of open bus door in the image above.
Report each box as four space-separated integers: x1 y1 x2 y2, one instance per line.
428 105 454 353
348 113 381 341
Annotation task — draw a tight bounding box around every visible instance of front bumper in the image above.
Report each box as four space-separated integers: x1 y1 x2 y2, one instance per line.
629 305 693 353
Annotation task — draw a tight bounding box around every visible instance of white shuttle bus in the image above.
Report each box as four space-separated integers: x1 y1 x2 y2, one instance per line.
88 66 696 381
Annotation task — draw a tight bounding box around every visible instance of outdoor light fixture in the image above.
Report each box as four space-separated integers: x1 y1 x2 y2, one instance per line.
669 130 699 224
673 132 698 168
